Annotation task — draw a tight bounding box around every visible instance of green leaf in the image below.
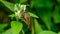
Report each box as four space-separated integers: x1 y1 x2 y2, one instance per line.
11 21 23 34
0 24 8 31
57 0 60 4
32 0 53 8
29 12 39 18
34 19 43 34
31 0 53 30
9 14 15 18
0 0 14 12
31 0 53 29
58 32 60 34
38 31 56 34
19 0 27 3
2 29 12 34
14 0 27 3
0 33 2 34
53 6 60 23
37 9 52 30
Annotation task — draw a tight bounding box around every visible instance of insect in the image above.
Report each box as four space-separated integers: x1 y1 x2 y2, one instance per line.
21 10 30 28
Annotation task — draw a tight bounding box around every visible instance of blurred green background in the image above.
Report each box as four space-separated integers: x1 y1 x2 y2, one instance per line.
0 0 60 34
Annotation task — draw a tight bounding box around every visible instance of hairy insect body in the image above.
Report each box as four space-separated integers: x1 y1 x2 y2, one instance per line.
21 11 30 28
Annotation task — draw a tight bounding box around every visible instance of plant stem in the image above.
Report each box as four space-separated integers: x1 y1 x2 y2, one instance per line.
22 30 25 34
31 18 34 34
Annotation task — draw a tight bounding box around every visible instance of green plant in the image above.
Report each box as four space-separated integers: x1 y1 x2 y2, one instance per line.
0 0 60 34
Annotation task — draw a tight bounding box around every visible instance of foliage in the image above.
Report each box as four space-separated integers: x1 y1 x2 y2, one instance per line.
0 0 60 34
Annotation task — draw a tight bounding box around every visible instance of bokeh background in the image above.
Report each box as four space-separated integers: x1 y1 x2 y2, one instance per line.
0 0 60 34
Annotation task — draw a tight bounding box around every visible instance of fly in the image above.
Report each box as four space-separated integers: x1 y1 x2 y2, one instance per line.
21 11 30 28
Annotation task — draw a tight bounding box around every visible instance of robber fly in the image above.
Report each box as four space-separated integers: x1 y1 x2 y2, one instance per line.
21 10 30 28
